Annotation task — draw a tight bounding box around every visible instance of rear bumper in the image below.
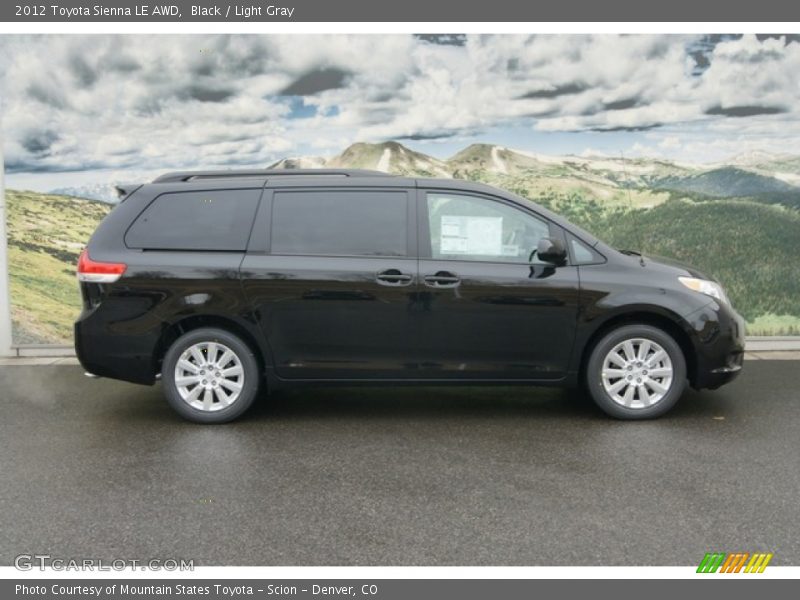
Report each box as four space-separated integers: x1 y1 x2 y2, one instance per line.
685 300 746 390
74 307 160 385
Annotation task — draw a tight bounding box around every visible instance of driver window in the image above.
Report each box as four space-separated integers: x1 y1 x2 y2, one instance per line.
426 193 551 263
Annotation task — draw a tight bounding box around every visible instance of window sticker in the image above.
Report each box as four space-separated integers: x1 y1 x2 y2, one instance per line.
501 244 520 257
440 215 503 256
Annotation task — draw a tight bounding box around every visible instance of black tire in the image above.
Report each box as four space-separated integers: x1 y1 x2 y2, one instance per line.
585 324 687 420
161 327 260 424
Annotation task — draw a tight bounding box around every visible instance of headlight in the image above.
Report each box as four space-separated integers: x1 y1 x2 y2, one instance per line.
678 276 729 304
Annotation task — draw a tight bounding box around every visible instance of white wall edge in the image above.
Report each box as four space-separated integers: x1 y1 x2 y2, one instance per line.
0 123 14 358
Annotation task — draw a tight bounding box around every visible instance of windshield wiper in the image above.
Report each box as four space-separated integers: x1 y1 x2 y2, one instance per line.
619 248 646 266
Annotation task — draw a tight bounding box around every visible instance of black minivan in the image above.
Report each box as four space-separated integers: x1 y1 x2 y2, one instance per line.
75 169 744 423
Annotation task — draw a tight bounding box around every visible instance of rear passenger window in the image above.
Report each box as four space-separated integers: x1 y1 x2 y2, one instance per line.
271 190 407 257
126 190 261 251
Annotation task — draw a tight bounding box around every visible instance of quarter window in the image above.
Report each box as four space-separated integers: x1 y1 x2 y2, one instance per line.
126 189 261 251
271 190 408 257
570 237 596 264
567 234 605 264
426 193 551 263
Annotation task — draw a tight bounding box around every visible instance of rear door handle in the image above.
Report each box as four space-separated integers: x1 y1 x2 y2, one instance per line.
423 271 461 288
376 269 413 286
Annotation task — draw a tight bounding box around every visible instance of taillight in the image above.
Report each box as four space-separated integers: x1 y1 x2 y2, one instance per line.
77 249 127 283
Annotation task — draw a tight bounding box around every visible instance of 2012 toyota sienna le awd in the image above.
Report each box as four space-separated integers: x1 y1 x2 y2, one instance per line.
74 169 745 423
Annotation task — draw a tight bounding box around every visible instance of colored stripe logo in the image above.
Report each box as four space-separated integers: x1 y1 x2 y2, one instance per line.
697 552 773 573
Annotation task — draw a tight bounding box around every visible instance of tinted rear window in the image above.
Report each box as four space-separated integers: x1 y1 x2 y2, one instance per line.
271 190 407 257
126 189 261 251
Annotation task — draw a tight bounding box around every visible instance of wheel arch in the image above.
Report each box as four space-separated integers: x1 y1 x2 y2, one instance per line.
154 314 267 377
578 309 697 388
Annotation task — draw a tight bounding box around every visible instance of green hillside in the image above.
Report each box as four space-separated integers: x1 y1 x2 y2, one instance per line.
604 199 800 326
655 166 798 198
6 190 111 343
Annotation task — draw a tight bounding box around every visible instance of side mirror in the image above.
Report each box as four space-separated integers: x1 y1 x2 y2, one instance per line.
536 237 567 265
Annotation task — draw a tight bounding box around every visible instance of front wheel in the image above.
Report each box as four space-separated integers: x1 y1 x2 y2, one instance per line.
585 324 687 419
162 327 260 423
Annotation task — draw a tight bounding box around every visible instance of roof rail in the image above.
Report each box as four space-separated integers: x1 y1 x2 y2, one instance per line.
152 169 393 183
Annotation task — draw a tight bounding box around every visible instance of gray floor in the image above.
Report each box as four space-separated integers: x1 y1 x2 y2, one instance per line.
1 363 797 566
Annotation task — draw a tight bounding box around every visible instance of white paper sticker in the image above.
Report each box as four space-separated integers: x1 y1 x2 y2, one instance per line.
440 215 503 256
441 222 461 237
441 236 468 253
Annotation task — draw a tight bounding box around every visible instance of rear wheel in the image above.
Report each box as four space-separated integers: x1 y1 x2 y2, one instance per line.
585 324 687 419
162 327 260 423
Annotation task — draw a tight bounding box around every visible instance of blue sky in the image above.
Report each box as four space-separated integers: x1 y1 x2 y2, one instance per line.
2 34 799 191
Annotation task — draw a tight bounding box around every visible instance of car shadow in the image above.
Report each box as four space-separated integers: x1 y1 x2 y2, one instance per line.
70 369 737 426
245 385 609 423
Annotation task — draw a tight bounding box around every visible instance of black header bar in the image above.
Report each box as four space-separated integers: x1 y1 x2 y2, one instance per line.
3 0 800 22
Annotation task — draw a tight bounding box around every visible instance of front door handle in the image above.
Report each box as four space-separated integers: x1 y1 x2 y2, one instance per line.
423 271 461 288
376 269 413 286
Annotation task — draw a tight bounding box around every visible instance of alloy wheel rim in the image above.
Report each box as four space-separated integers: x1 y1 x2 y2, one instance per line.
601 338 673 409
174 341 244 412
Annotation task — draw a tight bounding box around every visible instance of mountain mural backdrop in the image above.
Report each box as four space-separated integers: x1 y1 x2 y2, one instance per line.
7 140 800 343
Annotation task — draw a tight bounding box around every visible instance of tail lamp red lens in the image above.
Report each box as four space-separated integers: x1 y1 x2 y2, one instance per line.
77 249 127 283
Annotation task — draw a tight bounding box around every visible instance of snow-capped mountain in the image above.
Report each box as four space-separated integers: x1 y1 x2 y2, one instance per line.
327 141 451 177
47 140 800 205
266 141 799 204
49 183 121 204
268 156 328 170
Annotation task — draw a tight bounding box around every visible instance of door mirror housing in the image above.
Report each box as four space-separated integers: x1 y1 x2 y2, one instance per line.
536 237 567 265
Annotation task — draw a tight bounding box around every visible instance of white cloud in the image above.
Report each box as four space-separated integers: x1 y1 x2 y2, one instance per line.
1 34 800 176
658 136 682 149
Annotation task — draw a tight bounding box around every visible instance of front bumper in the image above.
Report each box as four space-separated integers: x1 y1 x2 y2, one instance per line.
684 300 746 390
704 353 744 389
